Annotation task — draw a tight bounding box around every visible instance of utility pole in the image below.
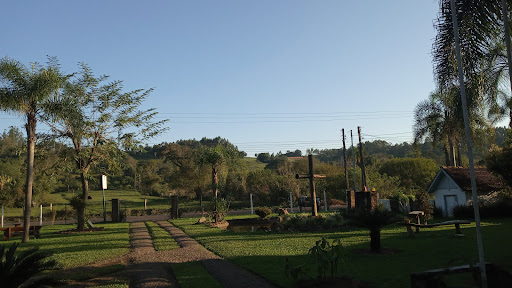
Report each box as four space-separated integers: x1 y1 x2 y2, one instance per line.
358 126 367 191
350 130 357 191
342 129 349 190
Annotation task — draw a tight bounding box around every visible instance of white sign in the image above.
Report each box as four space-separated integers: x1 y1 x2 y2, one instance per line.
101 175 108 190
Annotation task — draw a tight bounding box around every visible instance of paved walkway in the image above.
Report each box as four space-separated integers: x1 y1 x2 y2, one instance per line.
66 218 277 288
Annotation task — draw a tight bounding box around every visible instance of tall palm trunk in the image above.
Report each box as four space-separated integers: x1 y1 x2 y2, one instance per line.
23 115 36 243
78 172 89 231
448 138 457 166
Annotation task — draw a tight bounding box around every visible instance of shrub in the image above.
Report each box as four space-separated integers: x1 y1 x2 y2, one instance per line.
255 207 272 218
453 199 512 219
0 243 62 287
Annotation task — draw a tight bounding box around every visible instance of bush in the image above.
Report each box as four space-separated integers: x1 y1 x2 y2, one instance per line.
255 207 272 218
453 199 512 219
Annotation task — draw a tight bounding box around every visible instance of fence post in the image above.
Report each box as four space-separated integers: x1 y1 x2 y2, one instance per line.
323 190 327 212
144 198 147 210
39 205 43 226
289 192 293 213
1 206 3 228
250 194 254 215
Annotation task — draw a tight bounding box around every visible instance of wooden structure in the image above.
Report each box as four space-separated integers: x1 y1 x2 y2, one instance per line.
111 198 121 222
296 154 325 216
428 167 506 217
1 225 41 241
170 195 179 219
400 220 471 237
411 262 511 288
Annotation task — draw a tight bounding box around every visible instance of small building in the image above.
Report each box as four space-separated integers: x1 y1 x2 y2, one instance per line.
427 166 506 217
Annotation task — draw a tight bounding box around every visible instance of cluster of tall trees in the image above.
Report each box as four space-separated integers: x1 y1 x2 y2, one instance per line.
0 57 166 239
415 0 512 167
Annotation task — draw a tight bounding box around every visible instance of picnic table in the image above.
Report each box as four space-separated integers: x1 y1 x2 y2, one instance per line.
400 220 471 237
1 225 41 241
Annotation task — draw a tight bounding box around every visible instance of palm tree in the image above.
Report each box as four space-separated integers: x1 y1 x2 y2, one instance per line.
0 57 64 242
344 206 400 253
414 88 463 166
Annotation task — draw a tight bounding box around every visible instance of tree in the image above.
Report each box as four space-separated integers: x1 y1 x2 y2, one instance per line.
47 64 167 230
379 158 439 191
486 145 512 187
0 57 65 242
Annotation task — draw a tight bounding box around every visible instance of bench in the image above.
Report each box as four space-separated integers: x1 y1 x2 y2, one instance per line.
1 226 42 241
411 262 512 288
400 220 471 237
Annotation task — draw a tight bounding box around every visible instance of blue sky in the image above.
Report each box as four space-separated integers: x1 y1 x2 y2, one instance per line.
0 1 441 155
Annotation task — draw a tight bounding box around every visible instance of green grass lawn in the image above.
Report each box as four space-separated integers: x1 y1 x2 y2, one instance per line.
2 222 130 269
169 217 512 288
171 262 223 288
2 189 251 219
144 221 180 251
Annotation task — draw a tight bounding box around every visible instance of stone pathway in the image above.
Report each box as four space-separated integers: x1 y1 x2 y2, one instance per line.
119 220 276 288
61 219 277 288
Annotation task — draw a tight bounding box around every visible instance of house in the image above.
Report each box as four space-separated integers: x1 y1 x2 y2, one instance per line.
427 166 506 217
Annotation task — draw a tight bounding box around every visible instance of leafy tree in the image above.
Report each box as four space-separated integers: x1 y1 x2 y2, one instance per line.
47 64 167 230
0 57 65 242
379 158 439 191
415 191 434 222
486 145 512 187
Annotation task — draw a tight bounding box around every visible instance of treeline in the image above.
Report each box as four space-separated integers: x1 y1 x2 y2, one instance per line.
1 125 509 209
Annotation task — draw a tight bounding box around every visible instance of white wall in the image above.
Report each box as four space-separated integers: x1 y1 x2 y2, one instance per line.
434 188 466 217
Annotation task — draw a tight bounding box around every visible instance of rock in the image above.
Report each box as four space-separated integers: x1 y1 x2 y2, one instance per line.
278 208 289 216
197 216 207 224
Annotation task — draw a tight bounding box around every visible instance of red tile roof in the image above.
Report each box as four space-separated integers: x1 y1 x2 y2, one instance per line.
441 166 507 194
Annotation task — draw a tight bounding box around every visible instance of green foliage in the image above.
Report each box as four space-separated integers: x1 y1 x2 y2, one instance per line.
486 146 512 187
415 191 434 221
285 237 343 281
211 197 229 222
246 170 300 207
0 243 62 288
255 207 272 218
379 158 439 191
343 206 401 252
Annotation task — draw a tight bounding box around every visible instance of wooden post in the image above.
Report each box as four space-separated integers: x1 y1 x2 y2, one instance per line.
144 198 147 210
170 196 179 219
358 126 367 190
250 194 254 214
1 206 3 228
323 190 327 212
296 155 325 217
39 205 43 226
289 192 293 213
308 155 318 216
342 129 349 190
